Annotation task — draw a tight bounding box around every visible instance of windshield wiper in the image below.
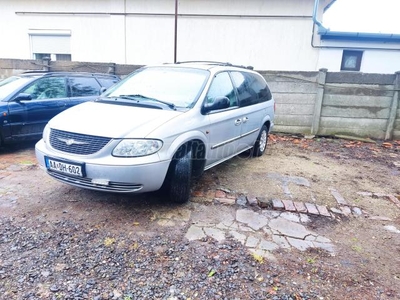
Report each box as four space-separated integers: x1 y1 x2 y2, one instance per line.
119 94 176 110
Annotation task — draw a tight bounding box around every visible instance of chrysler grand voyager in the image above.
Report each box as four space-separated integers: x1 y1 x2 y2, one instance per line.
35 62 275 203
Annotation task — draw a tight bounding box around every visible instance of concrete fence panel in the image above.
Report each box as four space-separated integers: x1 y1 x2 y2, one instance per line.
0 58 399 140
321 73 398 140
260 71 319 135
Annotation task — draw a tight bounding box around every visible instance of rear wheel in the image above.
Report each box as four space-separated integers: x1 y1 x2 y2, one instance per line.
252 125 268 157
165 147 192 204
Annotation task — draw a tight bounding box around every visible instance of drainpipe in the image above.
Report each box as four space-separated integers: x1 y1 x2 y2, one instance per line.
312 0 328 34
174 0 178 63
124 0 127 64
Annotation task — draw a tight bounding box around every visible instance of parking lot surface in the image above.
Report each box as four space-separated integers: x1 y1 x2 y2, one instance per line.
1 136 399 299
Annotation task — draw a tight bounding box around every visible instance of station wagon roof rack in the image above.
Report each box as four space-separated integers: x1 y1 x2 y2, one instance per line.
175 61 254 70
21 70 119 77
22 70 49 74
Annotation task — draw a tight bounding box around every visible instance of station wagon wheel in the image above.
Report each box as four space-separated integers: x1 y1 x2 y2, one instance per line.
252 125 268 157
167 147 192 203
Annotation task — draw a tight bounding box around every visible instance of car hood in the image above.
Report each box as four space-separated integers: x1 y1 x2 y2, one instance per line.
48 101 183 138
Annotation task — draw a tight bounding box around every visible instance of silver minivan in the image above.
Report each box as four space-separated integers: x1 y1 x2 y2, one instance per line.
35 62 275 203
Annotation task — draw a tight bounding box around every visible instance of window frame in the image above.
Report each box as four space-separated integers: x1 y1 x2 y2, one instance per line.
203 71 238 109
340 50 363 71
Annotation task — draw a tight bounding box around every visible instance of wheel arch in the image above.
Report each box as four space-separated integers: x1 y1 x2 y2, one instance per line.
262 116 272 133
170 138 206 179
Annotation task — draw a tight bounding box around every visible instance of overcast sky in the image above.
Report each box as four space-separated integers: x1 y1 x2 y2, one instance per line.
323 0 400 34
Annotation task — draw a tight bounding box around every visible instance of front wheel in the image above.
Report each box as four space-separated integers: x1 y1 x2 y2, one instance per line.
166 148 192 204
252 125 268 157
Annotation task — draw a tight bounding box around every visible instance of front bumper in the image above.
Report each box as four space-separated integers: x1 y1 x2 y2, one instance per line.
35 139 170 193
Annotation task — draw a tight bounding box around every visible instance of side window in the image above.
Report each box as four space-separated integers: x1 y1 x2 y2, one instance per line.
69 77 101 97
230 72 259 107
205 72 237 107
20 77 66 100
96 77 119 89
249 73 272 103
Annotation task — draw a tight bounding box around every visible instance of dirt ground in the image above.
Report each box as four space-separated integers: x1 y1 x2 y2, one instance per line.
0 134 400 299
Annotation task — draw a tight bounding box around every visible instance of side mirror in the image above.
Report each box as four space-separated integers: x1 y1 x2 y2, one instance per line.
14 93 32 102
100 87 107 94
202 96 230 114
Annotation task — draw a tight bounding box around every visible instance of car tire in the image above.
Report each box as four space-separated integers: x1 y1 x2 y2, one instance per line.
252 125 268 157
167 148 192 203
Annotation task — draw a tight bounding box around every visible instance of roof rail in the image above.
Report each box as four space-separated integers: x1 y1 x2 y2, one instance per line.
175 61 254 70
22 70 49 74
21 70 119 77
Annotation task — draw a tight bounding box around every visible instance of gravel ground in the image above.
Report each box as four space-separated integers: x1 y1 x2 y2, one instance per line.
1 135 399 300
1 217 323 300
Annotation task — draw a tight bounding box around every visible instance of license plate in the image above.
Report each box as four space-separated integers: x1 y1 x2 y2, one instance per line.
45 157 85 177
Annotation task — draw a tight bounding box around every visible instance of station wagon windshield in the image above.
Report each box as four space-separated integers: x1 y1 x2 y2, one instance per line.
0 76 35 101
105 67 209 108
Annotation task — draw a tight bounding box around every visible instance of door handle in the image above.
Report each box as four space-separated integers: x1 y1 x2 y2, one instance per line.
234 119 242 126
242 117 249 123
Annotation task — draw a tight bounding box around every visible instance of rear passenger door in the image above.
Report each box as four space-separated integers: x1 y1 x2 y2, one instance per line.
66 76 102 109
230 71 273 152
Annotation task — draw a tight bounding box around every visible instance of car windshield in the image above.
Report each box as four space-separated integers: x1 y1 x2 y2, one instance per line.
0 76 36 101
104 67 209 108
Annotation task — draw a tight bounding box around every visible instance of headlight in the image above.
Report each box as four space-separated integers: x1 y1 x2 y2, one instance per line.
112 139 163 157
42 124 50 143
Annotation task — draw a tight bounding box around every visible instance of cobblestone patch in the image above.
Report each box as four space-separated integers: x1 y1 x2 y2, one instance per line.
193 173 364 218
192 173 364 219
184 207 336 257
357 191 400 210
211 188 363 219
186 174 373 257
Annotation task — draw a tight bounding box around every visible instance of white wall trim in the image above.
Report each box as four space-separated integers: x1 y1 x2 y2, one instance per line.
28 29 71 36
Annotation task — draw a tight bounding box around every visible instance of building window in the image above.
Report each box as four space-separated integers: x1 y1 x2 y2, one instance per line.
341 50 363 71
34 53 72 61
55 54 72 61
34 53 51 60
29 30 71 61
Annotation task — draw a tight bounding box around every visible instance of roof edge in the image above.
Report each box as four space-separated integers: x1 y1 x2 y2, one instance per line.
320 30 400 43
323 0 337 13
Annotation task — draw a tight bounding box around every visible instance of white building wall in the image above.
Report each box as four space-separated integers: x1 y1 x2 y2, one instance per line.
317 40 400 73
361 51 400 73
0 0 327 71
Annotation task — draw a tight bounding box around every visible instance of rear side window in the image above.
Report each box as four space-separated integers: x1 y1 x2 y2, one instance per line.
69 77 101 97
231 71 272 107
96 77 119 88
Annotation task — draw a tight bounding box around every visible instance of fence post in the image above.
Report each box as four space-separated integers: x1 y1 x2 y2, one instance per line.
385 71 400 140
42 57 51 72
311 68 327 135
107 63 116 75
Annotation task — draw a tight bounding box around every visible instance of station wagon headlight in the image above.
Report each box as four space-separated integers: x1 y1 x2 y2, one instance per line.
112 139 163 157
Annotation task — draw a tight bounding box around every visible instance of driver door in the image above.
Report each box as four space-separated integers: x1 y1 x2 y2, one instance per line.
8 76 67 140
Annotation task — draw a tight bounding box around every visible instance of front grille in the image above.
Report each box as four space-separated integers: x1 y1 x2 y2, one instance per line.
48 170 143 193
50 129 111 155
